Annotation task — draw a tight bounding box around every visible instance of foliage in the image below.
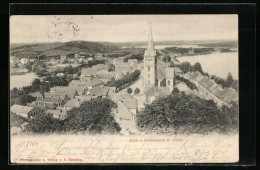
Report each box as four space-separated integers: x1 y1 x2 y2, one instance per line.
211 72 238 91
127 88 133 94
10 87 37 106
124 53 143 62
86 59 105 67
134 88 140 95
179 62 192 73
106 69 141 92
172 87 180 94
136 92 239 135
25 112 62 133
64 98 121 134
162 55 171 63
192 62 203 74
175 75 198 91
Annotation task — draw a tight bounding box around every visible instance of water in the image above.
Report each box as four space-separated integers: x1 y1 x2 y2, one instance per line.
10 72 39 89
177 52 238 80
140 44 205 49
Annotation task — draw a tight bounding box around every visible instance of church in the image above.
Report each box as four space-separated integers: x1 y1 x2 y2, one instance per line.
143 23 179 96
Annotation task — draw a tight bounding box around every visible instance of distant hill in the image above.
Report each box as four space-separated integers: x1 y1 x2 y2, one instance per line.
10 41 119 58
10 40 237 58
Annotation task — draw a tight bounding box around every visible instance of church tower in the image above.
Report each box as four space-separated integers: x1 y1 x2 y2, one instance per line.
143 22 157 87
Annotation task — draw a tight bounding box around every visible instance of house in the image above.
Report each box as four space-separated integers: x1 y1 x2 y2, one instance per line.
74 53 80 59
174 67 183 75
92 64 108 71
50 86 81 98
184 71 238 105
81 68 97 77
128 59 138 64
10 104 41 119
114 63 131 73
60 55 67 63
143 86 171 103
47 107 68 120
20 58 30 65
95 53 103 59
34 92 70 109
88 57 93 61
29 58 37 62
64 98 81 110
87 86 110 98
84 79 104 89
29 92 44 101
56 73 64 77
114 96 138 121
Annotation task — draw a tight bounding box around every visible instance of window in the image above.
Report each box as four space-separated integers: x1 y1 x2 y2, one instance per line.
148 74 150 78
168 80 170 86
148 66 150 71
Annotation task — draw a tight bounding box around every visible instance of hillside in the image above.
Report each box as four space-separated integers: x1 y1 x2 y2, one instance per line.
10 41 119 58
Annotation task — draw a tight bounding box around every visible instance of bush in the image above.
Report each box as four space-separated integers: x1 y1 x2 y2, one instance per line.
25 112 62 133
127 88 132 94
176 75 198 91
64 98 121 134
136 92 238 135
134 88 140 95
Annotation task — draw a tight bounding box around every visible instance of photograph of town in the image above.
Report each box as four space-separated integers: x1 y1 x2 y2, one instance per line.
10 15 239 163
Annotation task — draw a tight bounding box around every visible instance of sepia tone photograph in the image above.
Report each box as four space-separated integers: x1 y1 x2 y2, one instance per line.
10 15 239 163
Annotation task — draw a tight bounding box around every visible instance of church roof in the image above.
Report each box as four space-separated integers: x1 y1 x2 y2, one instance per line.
157 69 166 80
166 67 175 79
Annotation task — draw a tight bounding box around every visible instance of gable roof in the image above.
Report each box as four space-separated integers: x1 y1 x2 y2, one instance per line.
157 69 166 80
29 92 43 98
81 68 97 76
166 67 175 79
89 86 109 96
64 99 81 108
11 104 34 114
121 99 138 109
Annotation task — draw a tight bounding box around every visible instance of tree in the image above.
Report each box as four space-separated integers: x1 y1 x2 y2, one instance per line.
136 92 237 135
20 94 36 106
64 98 121 134
192 62 203 73
127 88 133 94
163 55 171 63
25 112 62 133
31 79 41 92
134 88 140 95
39 82 50 95
172 87 180 94
180 62 191 73
226 72 234 87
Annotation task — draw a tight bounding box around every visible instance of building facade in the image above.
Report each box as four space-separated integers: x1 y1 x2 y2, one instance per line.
143 23 157 87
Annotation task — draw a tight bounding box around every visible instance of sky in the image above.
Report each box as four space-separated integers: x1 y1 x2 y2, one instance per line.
10 15 238 43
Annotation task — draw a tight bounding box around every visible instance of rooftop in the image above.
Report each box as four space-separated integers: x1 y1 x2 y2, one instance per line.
11 104 34 114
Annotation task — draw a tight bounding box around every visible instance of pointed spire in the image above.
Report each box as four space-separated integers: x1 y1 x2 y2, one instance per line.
144 21 156 57
147 21 155 52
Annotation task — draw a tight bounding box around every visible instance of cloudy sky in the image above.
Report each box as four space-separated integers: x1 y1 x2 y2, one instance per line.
10 15 238 43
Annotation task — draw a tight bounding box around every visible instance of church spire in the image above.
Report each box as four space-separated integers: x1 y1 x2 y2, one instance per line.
144 21 156 57
147 21 155 52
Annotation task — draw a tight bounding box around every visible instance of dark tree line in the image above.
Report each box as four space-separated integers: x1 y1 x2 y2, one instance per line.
136 92 239 135
211 72 238 91
124 53 143 62
106 69 141 92
24 98 121 134
175 75 199 91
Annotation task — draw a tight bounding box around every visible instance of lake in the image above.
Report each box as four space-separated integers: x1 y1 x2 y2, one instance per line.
177 52 238 80
140 44 205 49
10 72 39 89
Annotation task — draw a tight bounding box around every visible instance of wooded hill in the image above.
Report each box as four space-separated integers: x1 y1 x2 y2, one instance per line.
10 41 119 58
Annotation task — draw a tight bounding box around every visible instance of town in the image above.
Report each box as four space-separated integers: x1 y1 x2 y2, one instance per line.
10 24 239 135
